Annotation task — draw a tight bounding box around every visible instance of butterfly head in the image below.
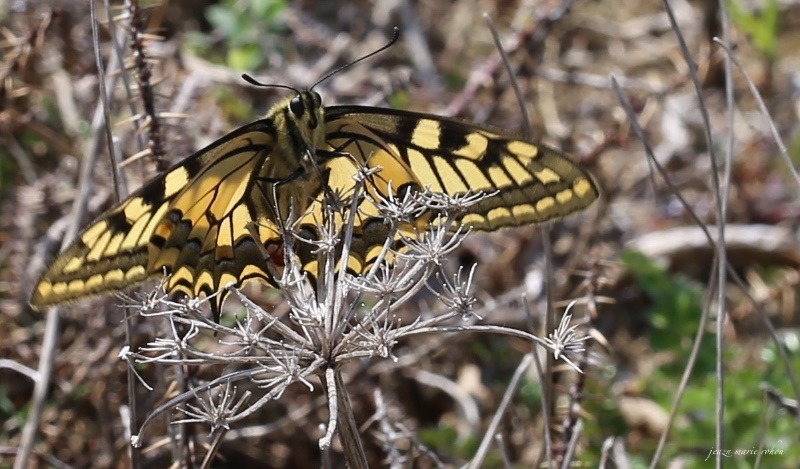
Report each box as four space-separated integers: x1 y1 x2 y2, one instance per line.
285 90 324 143
241 74 327 157
281 90 327 166
287 91 322 123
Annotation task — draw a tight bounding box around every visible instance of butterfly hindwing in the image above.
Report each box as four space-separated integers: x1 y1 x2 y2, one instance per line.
323 106 598 231
311 107 597 276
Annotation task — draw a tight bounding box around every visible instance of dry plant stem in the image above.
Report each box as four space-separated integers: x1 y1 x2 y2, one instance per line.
493 433 512 468
556 346 590 467
0 359 39 381
13 297 59 469
559 419 582 469
530 327 554 469
467 353 534 469
613 71 800 410
135 366 279 444
127 0 167 169
661 3 728 465
106 0 148 157
96 2 124 202
714 38 800 424
327 177 366 338
100 2 143 464
483 13 533 135
716 6 741 466
400 325 555 351
370 282 550 376
407 369 480 431
6 134 36 185
89 13 131 199
668 2 800 458
176 338 199 463
650 264 718 469
483 13 559 450
717 2 734 220
14 3 126 467
0 448 71 469
599 437 614 468
712 38 800 190
613 68 800 467
443 0 576 117
535 66 667 93
332 367 369 469
613 77 789 466
200 429 226 469
320 367 339 451
612 75 712 469
539 227 557 409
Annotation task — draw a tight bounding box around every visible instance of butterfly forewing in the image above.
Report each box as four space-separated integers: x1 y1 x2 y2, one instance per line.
323 106 598 230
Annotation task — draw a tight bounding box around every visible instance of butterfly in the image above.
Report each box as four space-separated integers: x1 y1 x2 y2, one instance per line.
29 33 598 321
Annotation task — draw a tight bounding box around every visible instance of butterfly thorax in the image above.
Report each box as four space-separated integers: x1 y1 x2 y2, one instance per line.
273 91 325 170
257 90 328 220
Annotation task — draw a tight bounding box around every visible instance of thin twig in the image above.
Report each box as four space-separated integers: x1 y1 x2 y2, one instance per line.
397 0 441 91
13 2 128 466
101 1 141 466
530 338 554 469
660 2 727 465
484 14 561 453
95 2 123 202
712 38 800 190
559 419 583 469
468 353 535 468
612 74 714 469
5 133 37 185
484 13 533 135
612 71 800 467
407 369 480 432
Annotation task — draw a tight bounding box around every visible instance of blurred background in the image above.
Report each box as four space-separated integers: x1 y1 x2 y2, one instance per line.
1 0 799 467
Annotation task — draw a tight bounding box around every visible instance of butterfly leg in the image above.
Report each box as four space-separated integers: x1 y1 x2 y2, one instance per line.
255 166 306 187
315 149 351 160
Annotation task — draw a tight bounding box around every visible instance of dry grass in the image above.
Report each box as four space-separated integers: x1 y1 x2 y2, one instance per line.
2 0 800 467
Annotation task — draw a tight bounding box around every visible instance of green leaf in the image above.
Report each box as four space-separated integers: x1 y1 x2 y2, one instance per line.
728 0 780 60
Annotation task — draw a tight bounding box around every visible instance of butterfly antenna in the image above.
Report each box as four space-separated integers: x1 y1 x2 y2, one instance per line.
310 27 400 90
241 74 300 94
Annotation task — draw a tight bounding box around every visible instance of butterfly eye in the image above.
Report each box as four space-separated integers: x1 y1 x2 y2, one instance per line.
289 96 305 117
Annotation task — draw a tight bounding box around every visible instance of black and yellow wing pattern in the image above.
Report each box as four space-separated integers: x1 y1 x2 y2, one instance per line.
324 106 597 229
30 119 288 317
30 91 598 318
